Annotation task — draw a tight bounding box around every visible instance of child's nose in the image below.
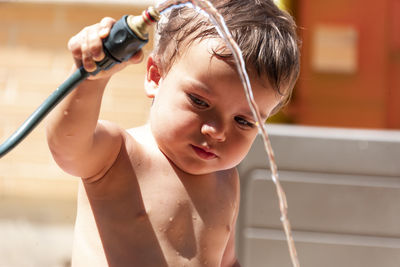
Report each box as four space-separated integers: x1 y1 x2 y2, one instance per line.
201 122 226 142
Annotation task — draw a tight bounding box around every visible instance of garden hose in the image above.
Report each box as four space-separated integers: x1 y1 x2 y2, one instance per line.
0 7 160 158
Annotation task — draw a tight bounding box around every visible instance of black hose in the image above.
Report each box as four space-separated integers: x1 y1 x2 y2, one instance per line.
0 67 89 158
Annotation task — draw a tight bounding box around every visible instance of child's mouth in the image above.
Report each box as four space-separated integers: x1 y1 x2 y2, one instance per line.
191 145 217 160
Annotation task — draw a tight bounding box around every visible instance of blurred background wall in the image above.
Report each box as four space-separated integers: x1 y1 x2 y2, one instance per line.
0 0 399 266
274 0 400 129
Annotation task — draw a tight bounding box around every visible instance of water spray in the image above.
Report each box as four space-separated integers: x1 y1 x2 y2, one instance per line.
0 7 160 158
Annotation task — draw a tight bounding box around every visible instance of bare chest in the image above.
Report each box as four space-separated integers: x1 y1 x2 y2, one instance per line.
74 147 237 266
134 158 237 264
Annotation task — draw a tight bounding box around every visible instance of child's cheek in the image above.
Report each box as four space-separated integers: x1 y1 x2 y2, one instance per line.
177 108 202 130
227 131 258 161
176 98 202 123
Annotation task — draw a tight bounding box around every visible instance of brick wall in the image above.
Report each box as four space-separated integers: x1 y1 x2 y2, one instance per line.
0 2 154 221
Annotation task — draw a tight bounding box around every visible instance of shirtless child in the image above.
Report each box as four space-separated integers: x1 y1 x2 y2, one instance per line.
46 0 300 266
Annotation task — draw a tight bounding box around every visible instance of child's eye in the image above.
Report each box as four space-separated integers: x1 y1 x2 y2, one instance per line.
188 94 209 108
235 116 255 128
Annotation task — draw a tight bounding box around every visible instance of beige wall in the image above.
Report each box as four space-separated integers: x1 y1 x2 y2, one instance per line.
0 2 153 213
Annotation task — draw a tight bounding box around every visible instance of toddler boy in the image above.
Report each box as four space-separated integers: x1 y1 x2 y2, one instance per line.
46 0 300 266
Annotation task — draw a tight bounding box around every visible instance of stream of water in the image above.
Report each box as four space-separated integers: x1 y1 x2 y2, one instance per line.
155 1 300 266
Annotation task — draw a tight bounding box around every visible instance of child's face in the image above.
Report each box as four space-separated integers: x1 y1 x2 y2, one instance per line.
147 39 281 175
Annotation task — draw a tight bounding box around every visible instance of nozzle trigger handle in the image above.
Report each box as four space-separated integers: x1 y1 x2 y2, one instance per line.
91 15 148 75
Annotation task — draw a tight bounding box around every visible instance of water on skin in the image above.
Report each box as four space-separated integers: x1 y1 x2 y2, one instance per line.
155 1 301 267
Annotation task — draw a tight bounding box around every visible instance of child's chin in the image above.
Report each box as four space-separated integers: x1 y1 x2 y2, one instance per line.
176 164 213 176
173 161 218 176
179 162 235 176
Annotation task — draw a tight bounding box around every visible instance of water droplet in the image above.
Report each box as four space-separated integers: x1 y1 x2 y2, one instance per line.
146 205 152 214
169 217 173 222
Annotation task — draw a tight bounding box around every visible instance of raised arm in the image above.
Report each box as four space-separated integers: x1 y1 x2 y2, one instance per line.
46 17 143 180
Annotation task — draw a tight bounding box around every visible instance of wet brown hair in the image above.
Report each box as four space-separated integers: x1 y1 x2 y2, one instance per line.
154 0 300 113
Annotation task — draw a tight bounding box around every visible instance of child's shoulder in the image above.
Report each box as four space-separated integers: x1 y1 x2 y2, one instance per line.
125 124 157 151
122 124 161 161
216 167 240 191
83 124 157 182
126 124 152 142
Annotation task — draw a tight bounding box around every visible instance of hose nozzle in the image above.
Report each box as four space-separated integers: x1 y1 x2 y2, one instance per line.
94 6 161 74
127 6 161 41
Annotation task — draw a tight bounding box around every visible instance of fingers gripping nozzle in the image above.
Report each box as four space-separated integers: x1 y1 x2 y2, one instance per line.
92 6 161 75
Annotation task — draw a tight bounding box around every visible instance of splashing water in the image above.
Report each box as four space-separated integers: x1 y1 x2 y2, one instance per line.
155 1 300 267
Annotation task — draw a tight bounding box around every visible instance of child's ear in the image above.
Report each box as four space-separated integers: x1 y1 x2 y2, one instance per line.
144 55 162 98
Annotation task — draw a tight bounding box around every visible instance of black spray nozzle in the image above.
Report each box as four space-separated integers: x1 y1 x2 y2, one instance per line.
92 6 161 75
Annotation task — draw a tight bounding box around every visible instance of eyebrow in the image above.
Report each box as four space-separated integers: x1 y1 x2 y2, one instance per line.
185 78 268 120
184 78 211 95
244 110 268 122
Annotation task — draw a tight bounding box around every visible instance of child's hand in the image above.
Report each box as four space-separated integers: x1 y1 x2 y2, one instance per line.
67 17 144 80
